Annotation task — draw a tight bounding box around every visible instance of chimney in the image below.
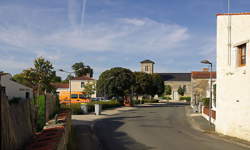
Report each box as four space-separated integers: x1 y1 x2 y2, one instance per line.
203 68 209 72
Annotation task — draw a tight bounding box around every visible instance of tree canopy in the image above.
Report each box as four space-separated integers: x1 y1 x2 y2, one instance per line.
177 85 186 96
72 62 93 77
83 82 96 98
165 85 172 95
12 57 58 95
96 67 135 98
133 72 153 96
150 73 165 97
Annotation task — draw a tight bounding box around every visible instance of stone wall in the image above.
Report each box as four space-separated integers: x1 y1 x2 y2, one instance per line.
1 87 34 150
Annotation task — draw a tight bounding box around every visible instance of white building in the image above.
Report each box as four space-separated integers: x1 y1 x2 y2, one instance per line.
0 73 33 100
216 12 250 141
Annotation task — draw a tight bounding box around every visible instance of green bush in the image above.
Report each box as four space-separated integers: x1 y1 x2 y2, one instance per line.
143 99 159 103
202 98 210 107
179 96 191 101
37 95 46 131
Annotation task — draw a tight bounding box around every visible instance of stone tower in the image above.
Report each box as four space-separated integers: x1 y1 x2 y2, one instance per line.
140 59 155 74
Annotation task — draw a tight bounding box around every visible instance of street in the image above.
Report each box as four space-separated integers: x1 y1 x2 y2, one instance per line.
94 103 248 150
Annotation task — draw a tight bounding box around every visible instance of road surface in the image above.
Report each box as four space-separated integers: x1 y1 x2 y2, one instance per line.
94 103 248 150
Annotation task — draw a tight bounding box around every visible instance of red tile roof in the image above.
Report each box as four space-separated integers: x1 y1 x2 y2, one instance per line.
191 71 216 79
52 83 69 88
217 12 250 16
71 75 94 80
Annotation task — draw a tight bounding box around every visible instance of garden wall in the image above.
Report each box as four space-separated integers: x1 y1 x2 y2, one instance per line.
1 87 34 150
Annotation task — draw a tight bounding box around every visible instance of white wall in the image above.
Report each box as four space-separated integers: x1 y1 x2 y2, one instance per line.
1 74 33 100
216 14 250 141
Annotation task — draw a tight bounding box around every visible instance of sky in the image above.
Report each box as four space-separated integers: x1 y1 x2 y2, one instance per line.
0 0 250 79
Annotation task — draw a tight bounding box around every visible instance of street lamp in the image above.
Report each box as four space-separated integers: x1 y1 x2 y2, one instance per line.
59 69 74 106
200 59 213 128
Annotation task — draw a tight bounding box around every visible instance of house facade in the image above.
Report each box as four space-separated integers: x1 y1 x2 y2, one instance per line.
159 73 191 100
53 75 96 98
191 69 216 107
0 73 33 100
216 13 250 141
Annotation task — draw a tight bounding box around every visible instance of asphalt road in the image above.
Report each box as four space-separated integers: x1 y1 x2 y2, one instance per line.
94 103 249 150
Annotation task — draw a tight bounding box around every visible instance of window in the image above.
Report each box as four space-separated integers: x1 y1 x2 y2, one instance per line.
71 94 78 99
81 82 85 88
145 66 148 71
237 44 247 67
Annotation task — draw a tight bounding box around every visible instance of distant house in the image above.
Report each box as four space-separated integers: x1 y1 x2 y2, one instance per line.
53 75 96 98
216 12 250 141
158 73 191 100
191 68 216 107
0 73 33 100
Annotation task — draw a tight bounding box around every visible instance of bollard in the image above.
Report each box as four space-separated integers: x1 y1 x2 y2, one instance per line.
95 104 102 115
80 104 88 114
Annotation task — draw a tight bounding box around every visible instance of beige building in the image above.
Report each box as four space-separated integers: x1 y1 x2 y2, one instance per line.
158 73 191 100
191 69 216 107
216 12 250 141
141 59 154 74
0 73 33 100
53 75 96 98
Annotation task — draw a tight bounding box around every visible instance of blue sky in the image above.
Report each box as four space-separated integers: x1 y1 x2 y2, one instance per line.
0 0 249 79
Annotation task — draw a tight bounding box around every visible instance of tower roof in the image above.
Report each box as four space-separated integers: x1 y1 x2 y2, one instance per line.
140 59 155 64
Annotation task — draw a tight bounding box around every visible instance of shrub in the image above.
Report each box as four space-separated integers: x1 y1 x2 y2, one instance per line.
162 96 171 100
202 98 210 107
61 100 122 115
179 96 191 102
37 95 46 131
143 99 159 103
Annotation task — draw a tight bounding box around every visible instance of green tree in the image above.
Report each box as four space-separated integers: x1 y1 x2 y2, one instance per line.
72 62 93 77
13 57 56 95
177 85 186 96
97 67 135 99
133 72 153 98
149 73 165 98
165 85 172 95
83 82 96 98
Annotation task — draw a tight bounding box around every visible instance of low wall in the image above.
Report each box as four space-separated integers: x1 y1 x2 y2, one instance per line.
26 110 72 150
202 106 216 124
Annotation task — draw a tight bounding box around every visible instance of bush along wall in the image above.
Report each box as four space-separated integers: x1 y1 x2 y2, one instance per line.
36 95 46 131
61 100 122 115
179 96 191 102
202 98 210 107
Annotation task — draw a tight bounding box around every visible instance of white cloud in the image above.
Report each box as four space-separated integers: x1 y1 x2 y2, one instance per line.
0 17 190 54
120 18 146 26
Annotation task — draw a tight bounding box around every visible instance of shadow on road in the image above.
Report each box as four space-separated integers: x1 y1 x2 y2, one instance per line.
94 116 154 150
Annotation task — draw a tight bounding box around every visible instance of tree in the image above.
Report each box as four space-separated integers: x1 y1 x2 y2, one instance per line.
96 67 135 99
165 85 172 95
149 73 165 98
83 82 95 98
177 85 186 96
72 62 93 77
133 72 153 98
13 57 57 96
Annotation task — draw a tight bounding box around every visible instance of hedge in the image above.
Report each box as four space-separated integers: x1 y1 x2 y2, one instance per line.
61 100 122 115
202 98 210 107
179 96 191 101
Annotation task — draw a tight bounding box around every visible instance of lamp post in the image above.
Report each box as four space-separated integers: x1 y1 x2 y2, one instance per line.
200 60 213 128
59 69 74 106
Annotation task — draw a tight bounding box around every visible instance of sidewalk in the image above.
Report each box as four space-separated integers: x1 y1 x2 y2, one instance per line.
185 106 215 132
185 106 250 149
